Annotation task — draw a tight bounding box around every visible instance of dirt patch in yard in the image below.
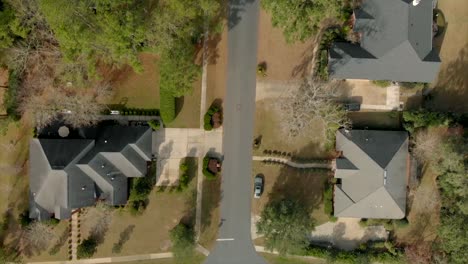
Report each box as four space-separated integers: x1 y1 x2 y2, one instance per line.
429 0 468 113
335 80 387 105
105 53 160 109
257 9 317 81
254 99 332 159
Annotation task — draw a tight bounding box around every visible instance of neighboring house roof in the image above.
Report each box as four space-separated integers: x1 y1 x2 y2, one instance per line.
329 0 440 82
29 126 152 221
334 129 408 219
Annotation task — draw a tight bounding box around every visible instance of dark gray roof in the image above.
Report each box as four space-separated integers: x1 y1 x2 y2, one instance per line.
29 126 152 220
334 129 408 219
329 0 440 82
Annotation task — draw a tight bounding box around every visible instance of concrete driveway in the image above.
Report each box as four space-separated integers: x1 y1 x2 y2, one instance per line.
152 128 223 186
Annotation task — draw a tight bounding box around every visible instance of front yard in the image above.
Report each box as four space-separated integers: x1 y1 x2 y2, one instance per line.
254 99 333 159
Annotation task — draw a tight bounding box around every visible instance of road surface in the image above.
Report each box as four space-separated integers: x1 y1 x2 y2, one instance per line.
204 0 266 263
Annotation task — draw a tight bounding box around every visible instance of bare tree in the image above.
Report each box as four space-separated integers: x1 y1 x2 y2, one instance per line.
277 79 350 141
23 222 56 251
412 128 445 163
82 201 112 242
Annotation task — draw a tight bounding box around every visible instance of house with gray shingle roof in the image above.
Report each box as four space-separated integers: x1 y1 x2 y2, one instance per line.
29 125 152 221
333 129 409 219
329 0 440 82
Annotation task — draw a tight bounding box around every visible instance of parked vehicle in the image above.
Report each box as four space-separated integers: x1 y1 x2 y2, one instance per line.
254 175 264 198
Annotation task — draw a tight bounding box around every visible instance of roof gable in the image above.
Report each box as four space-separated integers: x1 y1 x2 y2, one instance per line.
39 139 94 169
334 129 408 219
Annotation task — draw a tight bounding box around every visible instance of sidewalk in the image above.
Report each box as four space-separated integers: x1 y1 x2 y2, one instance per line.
25 252 173 264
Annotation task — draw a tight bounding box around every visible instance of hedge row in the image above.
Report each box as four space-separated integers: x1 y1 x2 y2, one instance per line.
160 89 176 124
300 243 404 264
315 28 346 81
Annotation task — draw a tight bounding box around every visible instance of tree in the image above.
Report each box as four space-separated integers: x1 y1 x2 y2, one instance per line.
411 128 445 163
402 110 451 133
257 199 314 255
170 223 195 263
277 79 350 141
24 221 56 251
0 0 28 50
261 0 345 42
77 237 98 259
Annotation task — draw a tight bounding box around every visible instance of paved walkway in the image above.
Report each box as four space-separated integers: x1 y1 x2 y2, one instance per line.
360 85 400 111
70 212 79 260
252 156 331 169
25 253 173 264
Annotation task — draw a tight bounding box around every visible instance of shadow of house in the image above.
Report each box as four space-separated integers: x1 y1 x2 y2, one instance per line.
29 125 152 221
329 0 441 83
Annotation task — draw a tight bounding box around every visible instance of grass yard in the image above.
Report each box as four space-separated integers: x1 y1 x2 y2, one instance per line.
80 178 198 258
251 162 330 225
254 99 332 159
107 53 160 109
260 252 325 264
24 221 70 262
394 166 440 245
166 77 202 128
206 22 227 110
257 9 317 80
348 111 402 130
429 0 468 113
198 177 221 250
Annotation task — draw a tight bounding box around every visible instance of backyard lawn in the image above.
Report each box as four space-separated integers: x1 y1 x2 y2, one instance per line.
429 0 468 113
254 99 333 159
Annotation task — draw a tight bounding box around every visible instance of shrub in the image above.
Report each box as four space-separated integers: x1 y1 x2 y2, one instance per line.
77 238 97 259
160 89 176 123
323 183 333 216
372 80 391 87
393 218 409 228
177 163 191 191
147 120 161 130
203 105 221 131
45 218 60 226
19 210 32 227
400 82 426 90
202 157 217 180
4 70 21 120
402 110 451 133
170 223 195 263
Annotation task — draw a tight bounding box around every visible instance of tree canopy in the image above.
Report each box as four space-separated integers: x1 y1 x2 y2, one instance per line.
261 0 345 43
257 199 314 255
0 0 28 50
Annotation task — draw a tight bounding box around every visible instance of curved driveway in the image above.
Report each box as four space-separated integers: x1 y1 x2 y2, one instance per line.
204 0 267 263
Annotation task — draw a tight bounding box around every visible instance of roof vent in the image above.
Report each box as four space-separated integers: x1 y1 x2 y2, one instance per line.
104 140 108 143
101 164 105 168
81 185 86 191
412 0 421 6
111 176 115 181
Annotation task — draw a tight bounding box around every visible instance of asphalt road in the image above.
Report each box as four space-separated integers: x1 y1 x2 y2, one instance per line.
204 0 266 264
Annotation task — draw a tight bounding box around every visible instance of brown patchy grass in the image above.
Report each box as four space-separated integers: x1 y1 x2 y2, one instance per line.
394 166 440 245
24 222 70 262
429 0 468 112
260 252 325 264
257 9 317 80
86 179 198 258
254 99 332 159
198 177 221 250
251 162 330 224
107 53 160 109
206 23 227 110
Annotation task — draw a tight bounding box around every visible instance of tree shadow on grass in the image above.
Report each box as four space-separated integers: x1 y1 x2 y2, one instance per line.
291 37 319 79
112 225 135 254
